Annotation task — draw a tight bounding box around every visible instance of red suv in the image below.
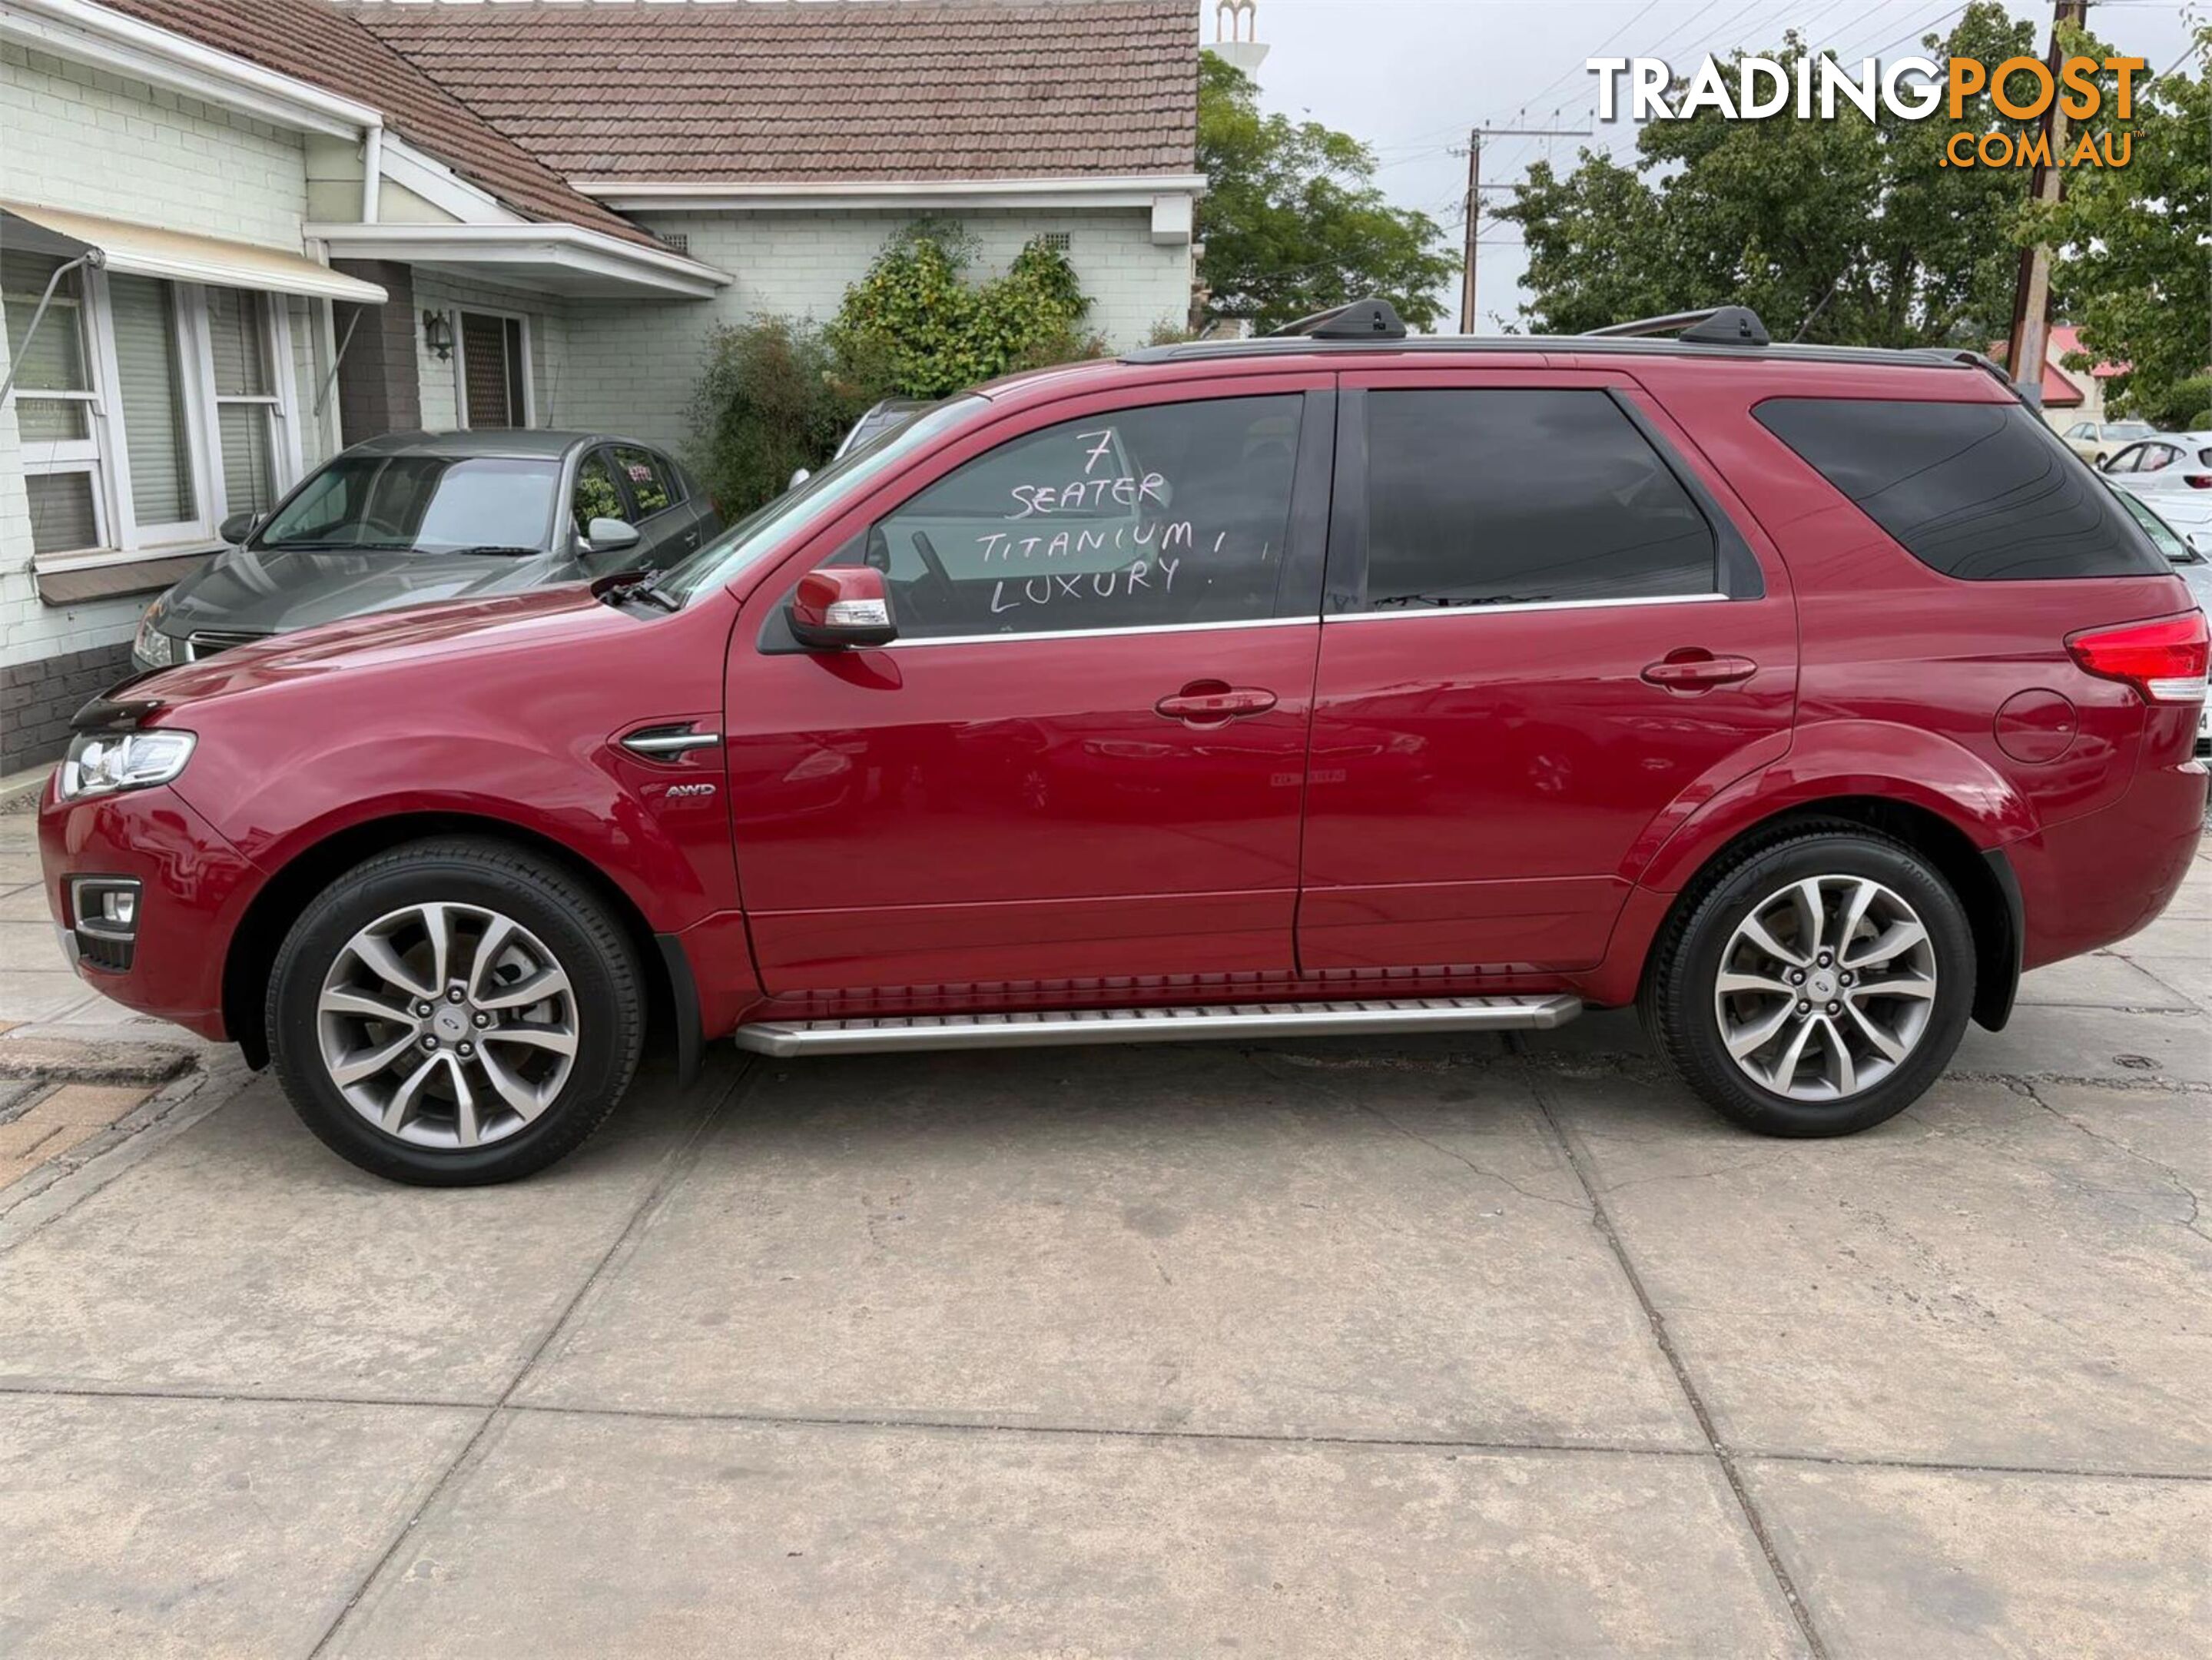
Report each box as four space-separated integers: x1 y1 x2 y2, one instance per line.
39 302 2208 1185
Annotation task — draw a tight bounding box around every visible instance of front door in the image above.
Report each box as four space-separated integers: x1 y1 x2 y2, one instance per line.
725 379 1333 999
1298 370 1799 973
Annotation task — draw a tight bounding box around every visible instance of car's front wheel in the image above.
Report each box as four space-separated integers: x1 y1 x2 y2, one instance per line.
267 838 645 1184
1641 826 1976 1137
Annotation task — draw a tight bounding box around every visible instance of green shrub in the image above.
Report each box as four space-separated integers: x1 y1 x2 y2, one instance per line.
687 224 1106 518
825 220 1097 399
687 315 876 518
2190 410 2212 430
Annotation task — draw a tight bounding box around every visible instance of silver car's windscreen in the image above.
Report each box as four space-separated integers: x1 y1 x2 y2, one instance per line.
257 455 562 554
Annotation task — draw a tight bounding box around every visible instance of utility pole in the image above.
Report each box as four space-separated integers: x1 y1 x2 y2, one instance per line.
1458 122 1587 334
2005 0 2091 397
1460 129 1480 336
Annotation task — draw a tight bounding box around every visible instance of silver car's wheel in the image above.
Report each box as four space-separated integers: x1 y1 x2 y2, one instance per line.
317 901 579 1149
1713 874 1937 1102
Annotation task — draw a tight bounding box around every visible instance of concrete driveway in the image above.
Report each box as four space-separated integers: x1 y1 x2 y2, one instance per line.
0 811 2206 1657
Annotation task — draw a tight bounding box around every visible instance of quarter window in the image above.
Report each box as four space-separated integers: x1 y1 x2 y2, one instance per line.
858 395 1304 639
1360 389 1718 609
1755 398 2166 580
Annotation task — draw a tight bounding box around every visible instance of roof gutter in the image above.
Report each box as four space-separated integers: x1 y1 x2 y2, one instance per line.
575 174 1210 213
304 220 731 298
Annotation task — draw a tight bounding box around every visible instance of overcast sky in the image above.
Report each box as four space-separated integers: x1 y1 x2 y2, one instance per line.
1227 0 2200 333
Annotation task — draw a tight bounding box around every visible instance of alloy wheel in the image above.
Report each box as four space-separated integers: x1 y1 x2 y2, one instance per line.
316 901 580 1148
1713 875 1938 1102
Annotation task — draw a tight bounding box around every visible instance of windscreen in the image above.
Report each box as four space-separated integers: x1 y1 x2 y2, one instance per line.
257 455 560 555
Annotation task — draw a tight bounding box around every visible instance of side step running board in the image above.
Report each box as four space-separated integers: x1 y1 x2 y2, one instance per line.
733 994 1582 1057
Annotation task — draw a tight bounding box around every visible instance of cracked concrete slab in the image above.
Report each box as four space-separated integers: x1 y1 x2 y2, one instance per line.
0 1060 729 1403
1744 1459 2211 1660
1953 1006 2212 1087
324 1409 1806 1660
1543 1069 2212 1471
515 1042 1704 1449
0 1392 479 1659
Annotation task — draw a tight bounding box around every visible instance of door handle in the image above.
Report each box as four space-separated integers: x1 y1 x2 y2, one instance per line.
1155 680 1278 724
1641 649 1757 692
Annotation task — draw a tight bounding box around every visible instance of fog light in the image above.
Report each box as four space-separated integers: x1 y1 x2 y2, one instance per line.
69 876 141 971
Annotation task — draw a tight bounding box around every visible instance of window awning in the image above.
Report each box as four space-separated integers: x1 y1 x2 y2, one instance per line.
1 202 386 304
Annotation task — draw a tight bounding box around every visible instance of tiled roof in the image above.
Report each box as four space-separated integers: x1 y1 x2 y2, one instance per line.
346 0 1199 184
88 0 661 245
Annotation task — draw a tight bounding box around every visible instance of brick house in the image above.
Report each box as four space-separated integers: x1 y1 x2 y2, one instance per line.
0 0 1202 769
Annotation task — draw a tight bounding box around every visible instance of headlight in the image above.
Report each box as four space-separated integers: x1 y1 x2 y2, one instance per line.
133 605 174 667
58 729 197 801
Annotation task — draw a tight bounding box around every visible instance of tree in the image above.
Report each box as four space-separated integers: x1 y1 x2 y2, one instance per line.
1196 51 1458 333
2031 28 2210 418
1498 4 2054 345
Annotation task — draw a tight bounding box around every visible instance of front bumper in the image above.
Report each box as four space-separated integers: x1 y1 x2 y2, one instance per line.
37 776 260 1039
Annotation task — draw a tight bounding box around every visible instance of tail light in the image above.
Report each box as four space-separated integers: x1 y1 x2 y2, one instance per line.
2185 475 2212 490
2067 610 2210 703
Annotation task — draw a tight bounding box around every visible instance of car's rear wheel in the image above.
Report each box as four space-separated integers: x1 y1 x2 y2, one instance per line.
1641 826 1975 1137
267 838 644 1184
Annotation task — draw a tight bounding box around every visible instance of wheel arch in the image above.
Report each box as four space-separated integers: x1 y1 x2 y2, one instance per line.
223 812 684 1071
1637 795 2021 1032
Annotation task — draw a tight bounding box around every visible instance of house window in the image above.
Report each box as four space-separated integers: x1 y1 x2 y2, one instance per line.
0 254 305 566
457 310 528 430
3 250 107 556
207 287 281 518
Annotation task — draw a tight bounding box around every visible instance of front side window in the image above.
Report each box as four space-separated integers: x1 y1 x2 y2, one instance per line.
1755 397 2166 580
257 454 559 555
1360 389 1717 609
574 450 628 532
859 394 1304 639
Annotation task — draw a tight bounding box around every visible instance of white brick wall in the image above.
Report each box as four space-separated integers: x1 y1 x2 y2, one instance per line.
0 43 324 677
558 208 1195 454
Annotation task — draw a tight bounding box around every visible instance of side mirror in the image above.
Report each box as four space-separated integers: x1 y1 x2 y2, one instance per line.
585 516 641 554
790 566 896 649
2188 530 2212 556
788 467 812 491
219 510 263 544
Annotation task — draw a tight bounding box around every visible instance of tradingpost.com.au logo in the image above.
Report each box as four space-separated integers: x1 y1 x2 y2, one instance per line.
1587 53 2146 168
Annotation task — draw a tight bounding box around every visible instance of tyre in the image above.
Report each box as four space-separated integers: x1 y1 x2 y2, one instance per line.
1640 825 1976 1137
266 838 645 1185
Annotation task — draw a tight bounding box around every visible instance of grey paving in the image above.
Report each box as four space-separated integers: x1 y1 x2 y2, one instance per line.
325 1411 1804 1659
516 1042 1702 1449
0 1393 479 1659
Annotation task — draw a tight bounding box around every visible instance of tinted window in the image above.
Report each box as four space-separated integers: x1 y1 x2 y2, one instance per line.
257 454 559 554
613 445 676 515
1360 390 1717 609
1755 398 2166 580
574 450 627 531
861 395 1303 639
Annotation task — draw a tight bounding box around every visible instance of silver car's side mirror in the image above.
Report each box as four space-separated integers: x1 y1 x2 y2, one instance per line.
585 516 641 553
218 510 263 544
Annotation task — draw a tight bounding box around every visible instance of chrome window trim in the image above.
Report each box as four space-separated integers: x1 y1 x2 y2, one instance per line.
1325 592 1731 623
880 614 1319 650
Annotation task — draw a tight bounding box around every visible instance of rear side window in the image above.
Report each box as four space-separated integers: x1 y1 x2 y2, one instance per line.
613 445 677 515
1754 398 2166 580
1361 390 1718 609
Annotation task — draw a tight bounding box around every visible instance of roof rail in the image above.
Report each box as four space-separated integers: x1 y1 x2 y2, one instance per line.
1952 348 2043 410
1272 297 1407 341
1584 305 1772 347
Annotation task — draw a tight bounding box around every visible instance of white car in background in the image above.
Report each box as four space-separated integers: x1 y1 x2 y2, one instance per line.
2059 418 2157 467
2111 488 2212 755
2101 432 2212 538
